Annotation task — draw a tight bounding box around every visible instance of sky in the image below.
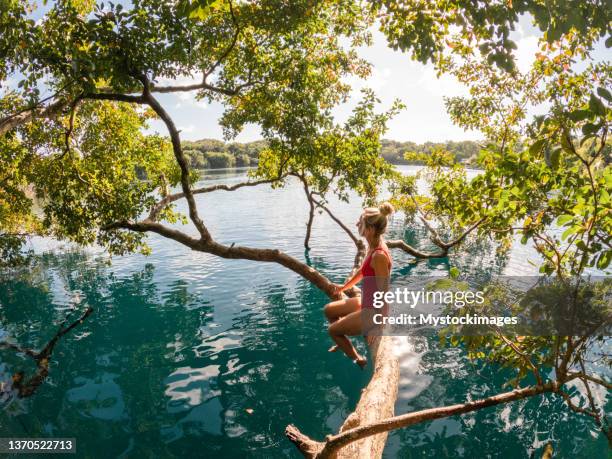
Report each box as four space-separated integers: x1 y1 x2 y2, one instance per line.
7 4 610 144
149 13 607 144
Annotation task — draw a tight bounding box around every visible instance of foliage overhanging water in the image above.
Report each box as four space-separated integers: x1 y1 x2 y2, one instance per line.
0 167 609 458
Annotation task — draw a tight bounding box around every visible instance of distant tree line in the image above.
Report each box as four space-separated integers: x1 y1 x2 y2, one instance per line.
380 139 481 165
182 138 482 169
182 139 267 169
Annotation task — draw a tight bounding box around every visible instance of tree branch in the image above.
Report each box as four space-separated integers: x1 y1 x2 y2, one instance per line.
386 216 485 259
557 389 599 419
386 239 447 259
139 77 211 241
84 92 146 104
203 0 240 81
310 196 361 247
0 98 69 136
565 373 612 391
295 173 316 250
495 329 543 385
147 177 285 222
287 383 557 458
103 219 337 296
0 307 93 398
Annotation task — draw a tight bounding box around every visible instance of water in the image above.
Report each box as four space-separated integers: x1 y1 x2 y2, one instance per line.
0 166 608 458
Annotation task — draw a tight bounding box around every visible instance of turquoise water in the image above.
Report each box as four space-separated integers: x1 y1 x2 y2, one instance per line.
0 167 609 458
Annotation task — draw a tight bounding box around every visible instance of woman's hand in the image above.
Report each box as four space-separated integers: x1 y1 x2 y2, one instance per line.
332 283 345 298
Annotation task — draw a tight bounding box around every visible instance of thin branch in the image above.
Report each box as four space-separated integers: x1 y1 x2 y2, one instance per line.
147 177 284 222
203 0 240 81
149 81 243 97
0 307 93 398
60 96 82 159
386 239 447 259
0 342 37 359
84 92 146 104
443 217 487 249
564 373 612 391
286 383 557 458
409 194 445 246
153 0 241 96
495 330 542 385
310 196 360 247
557 389 599 419
295 173 316 250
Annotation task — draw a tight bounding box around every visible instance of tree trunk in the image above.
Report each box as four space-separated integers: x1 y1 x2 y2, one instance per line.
334 335 399 459
286 335 400 459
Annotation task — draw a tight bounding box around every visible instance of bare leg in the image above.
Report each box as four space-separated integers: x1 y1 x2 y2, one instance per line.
324 297 360 352
328 310 367 368
324 297 361 322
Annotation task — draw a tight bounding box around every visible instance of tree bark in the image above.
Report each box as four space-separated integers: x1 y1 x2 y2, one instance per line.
0 98 69 136
334 335 399 459
296 174 316 250
287 381 558 458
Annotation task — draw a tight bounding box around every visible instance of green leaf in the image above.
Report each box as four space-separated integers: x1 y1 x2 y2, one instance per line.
556 214 573 226
560 133 573 154
505 40 518 50
589 94 606 117
582 122 600 136
529 138 546 155
596 251 611 270
567 109 590 122
561 225 581 240
549 147 561 169
449 267 460 279
597 87 612 103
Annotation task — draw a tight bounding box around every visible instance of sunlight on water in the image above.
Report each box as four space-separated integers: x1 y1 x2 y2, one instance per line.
0 167 608 458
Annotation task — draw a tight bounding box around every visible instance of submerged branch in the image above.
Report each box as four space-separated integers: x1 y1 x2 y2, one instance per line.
0 307 93 398
295 173 316 250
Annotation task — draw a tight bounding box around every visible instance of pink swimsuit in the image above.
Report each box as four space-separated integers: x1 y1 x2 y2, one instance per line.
360 246 392 309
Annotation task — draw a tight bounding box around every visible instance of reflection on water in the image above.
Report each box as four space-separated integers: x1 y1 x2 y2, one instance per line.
0 167 608 458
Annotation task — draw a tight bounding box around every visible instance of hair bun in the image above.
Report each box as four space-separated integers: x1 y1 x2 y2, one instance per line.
378 201 395 217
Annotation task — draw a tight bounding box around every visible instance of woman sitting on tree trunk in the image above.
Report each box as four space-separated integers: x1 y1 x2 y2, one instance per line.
325 202 394 369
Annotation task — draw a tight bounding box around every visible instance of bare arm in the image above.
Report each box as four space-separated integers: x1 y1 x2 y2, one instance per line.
337 270 363 294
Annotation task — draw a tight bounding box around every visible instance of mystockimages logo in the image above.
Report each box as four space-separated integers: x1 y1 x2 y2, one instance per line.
371 312 518 327
360 276 611 337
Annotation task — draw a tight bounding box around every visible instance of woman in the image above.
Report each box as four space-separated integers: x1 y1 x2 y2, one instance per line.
324 202 394 368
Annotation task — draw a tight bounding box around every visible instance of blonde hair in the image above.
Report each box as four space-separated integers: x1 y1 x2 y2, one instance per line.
362 202 395 237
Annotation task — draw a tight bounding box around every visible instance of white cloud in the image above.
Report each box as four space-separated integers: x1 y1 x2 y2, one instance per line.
156 72 208 109
417 66 469 98
347 66 392 94
178 124 195 134
514 35 540 74
155 72 203 87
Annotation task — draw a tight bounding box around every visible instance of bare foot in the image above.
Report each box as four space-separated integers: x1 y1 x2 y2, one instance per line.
354 355 367 369
328 345 339 352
